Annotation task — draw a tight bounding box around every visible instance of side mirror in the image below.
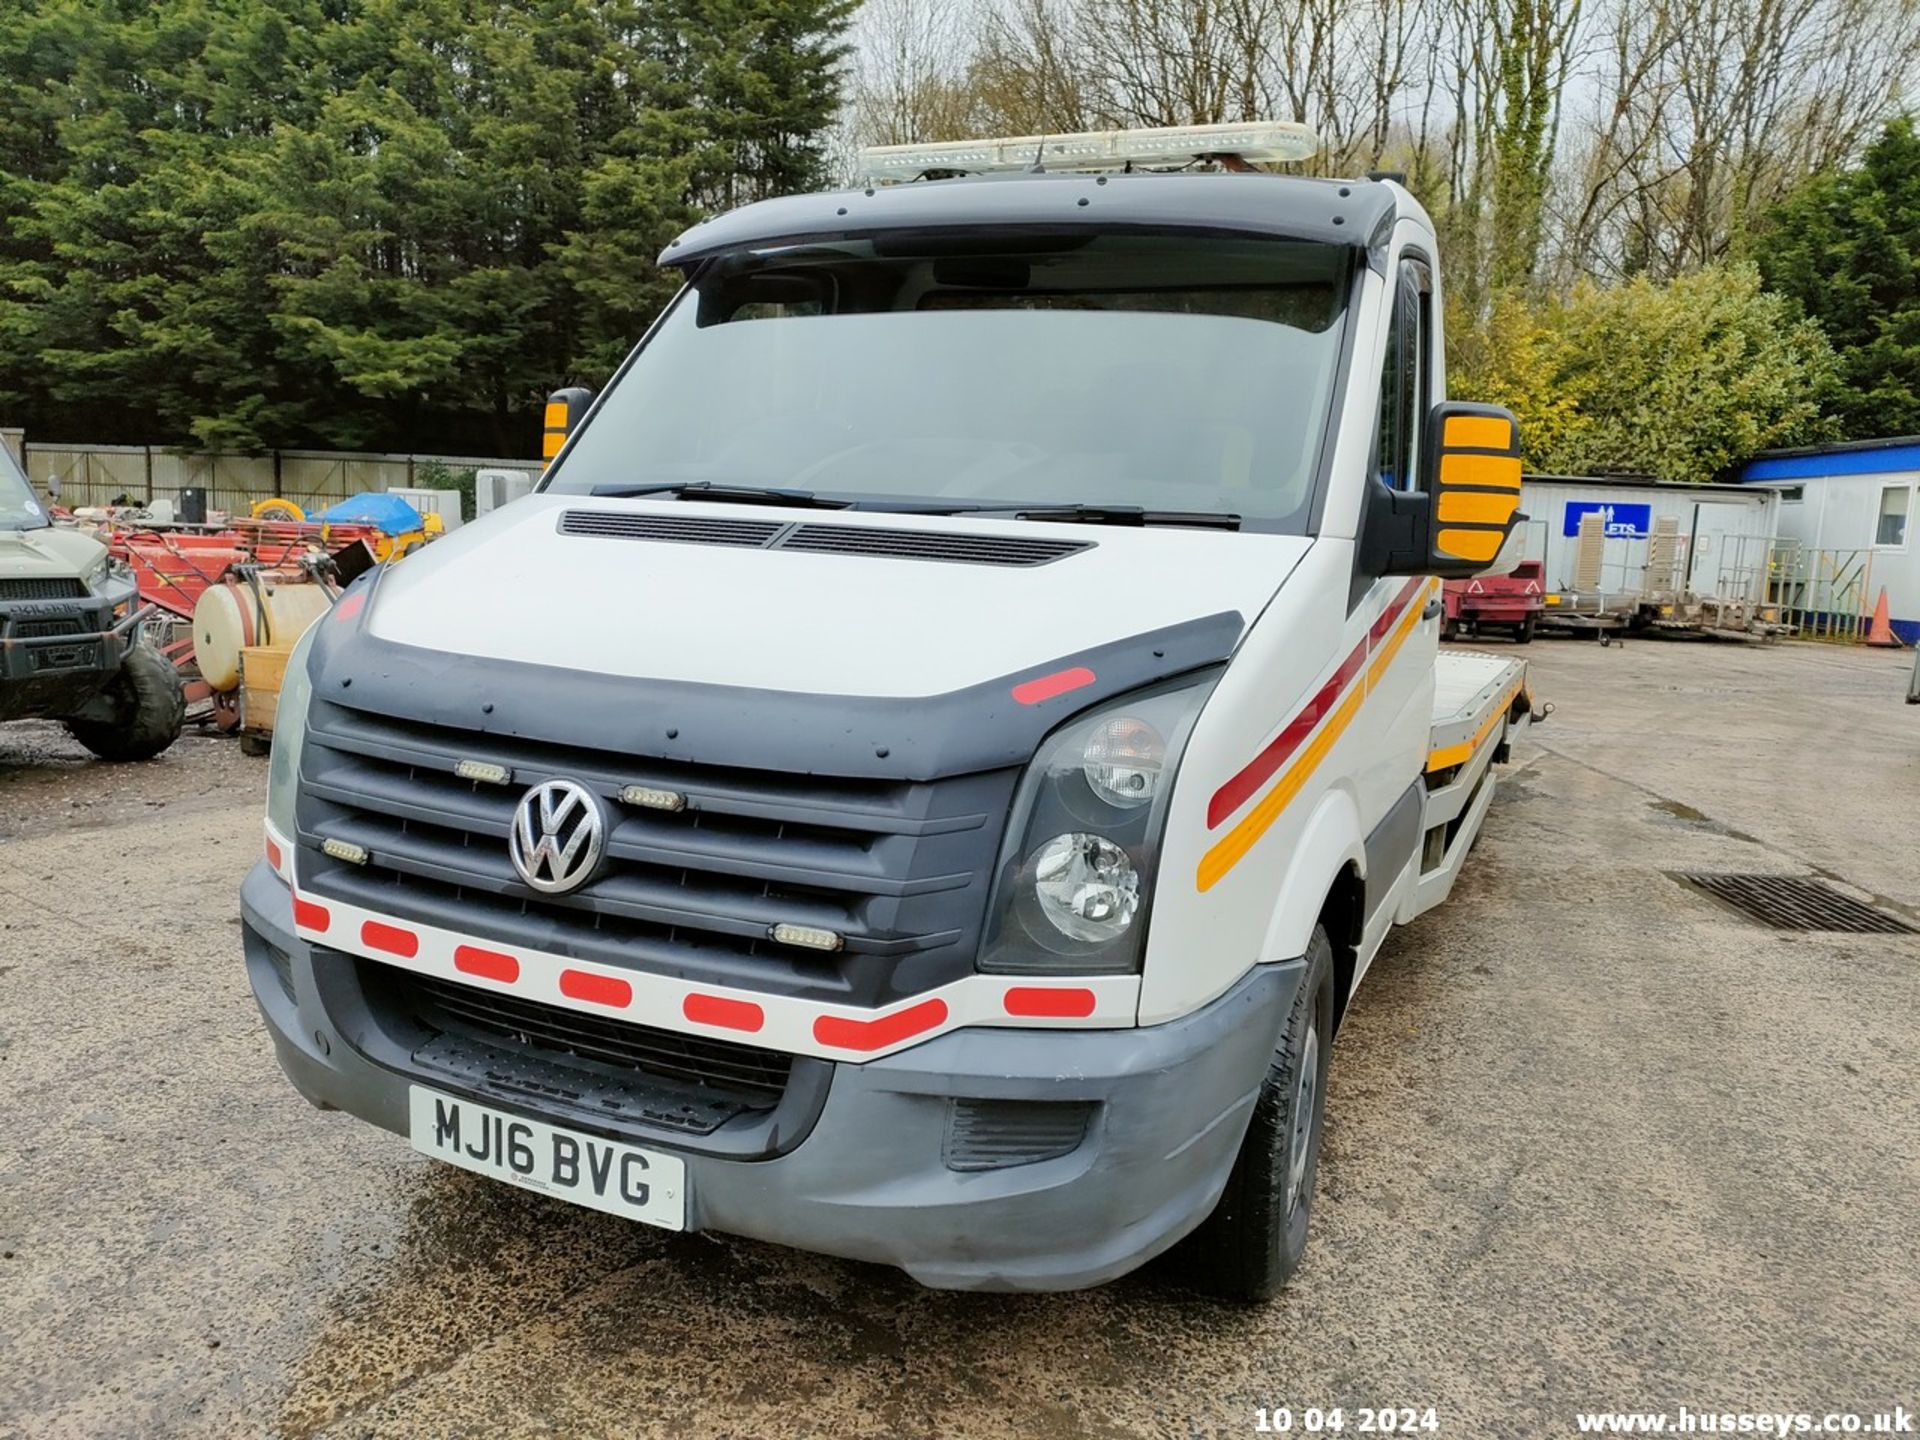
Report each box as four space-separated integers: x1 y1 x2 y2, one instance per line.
1360 400 1524 579
542 387 596 466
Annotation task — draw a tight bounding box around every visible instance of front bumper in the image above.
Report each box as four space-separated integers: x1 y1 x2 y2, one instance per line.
241 861 1300 1291
0 598 153 721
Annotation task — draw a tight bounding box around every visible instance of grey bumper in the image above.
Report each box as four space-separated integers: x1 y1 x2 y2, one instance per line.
241 862 1301 1291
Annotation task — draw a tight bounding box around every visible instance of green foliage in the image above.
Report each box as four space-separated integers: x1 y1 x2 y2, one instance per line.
1761 118 1920 441
1450 266 1837 483
1447 290 1585 464
0 0 852 455
412 457 476 520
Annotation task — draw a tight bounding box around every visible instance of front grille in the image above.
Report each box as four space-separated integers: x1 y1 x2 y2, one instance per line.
298 700 1017 1009
408 968 791 1100
10 618 83 639
362 962 796 1136
0 577 86 600
943 1099 1094 1171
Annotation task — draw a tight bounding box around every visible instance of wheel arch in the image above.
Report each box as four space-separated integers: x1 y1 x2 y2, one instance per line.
1259 786 1366 1028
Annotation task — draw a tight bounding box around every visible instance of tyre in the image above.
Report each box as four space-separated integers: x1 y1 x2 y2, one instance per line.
1515 615 1536 644
65 642 186 762
1183 924 1337 1301
1441 618 1460 642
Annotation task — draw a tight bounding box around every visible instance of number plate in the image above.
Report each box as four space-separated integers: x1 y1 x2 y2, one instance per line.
407 1087 686 1230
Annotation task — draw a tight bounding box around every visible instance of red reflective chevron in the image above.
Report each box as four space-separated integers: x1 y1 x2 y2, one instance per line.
814 998 948 1051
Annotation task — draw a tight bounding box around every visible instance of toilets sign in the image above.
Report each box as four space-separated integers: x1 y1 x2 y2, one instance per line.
1563 500 1652 538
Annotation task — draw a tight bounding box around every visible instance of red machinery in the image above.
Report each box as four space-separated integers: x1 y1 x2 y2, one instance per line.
1443 559 1545 644
103 519 382 723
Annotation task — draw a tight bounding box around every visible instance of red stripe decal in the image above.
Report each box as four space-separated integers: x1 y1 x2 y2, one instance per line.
361 921 419 959
454 945 520 984
813 998 949 1052
1206 579 1426 830
1004 986 1097 1018
1371 576 1425 643
682 993 765 1032
265 837 283 871
291 897 330 933
1011 666 1096 705
333 590 366 623
1207 639 1367 828
560 969 632 1008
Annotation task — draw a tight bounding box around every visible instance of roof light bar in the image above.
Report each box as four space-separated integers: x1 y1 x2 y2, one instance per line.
857 121 1321 181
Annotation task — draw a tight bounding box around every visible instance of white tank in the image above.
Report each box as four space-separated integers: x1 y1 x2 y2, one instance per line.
193 578 334 692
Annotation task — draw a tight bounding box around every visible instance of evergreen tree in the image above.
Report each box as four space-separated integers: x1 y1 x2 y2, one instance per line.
0 0 854 454
1762 118 1920 441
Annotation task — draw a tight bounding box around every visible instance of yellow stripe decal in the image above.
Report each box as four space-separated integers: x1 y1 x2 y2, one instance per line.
1426 681 1523 773
1196 593 1427 892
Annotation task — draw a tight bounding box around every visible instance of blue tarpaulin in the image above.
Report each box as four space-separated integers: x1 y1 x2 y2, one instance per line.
307 492 426 535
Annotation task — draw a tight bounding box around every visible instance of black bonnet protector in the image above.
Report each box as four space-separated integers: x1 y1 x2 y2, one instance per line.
306 600 1244 781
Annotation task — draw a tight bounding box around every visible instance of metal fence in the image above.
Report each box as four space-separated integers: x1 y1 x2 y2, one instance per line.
1765 541 1878 640
18 442 543 518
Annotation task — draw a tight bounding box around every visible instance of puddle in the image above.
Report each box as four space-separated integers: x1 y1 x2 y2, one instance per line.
1646 798 1761 845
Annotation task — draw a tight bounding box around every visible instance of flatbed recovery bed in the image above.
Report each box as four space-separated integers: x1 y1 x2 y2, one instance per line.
1411 651 1532 917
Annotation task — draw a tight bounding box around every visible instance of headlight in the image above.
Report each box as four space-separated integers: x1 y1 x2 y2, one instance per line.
265 621 320 845
978 671 1217 975
1032 833 1140 942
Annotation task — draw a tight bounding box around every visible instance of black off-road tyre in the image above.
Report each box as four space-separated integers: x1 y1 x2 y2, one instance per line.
1515 615 1536 644
65 643 185 762
1182 925 1337 1301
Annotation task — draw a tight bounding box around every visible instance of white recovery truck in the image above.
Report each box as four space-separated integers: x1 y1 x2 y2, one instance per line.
241 122 1538 1298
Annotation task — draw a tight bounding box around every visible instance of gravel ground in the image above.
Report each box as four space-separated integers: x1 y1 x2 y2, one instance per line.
1 638 1916 1439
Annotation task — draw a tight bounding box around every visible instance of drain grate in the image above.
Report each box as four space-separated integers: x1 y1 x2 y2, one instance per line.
1672 872 1917 934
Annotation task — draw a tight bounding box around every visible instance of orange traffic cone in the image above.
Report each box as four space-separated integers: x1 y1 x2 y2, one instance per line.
1866 587 1899 646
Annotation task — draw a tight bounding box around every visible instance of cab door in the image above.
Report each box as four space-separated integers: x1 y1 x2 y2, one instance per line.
1352 251 1441 902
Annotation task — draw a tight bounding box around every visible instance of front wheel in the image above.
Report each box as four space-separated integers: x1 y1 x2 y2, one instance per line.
65 642 185 762
1183 925 1337 1301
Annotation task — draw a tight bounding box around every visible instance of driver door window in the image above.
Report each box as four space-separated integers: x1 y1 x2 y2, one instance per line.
1374 258 1432 491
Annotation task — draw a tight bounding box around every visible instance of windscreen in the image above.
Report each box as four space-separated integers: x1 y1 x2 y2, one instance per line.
0 443 45 530
545 234 1353 529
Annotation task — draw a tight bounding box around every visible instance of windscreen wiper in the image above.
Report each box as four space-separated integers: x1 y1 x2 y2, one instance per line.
974 503 1243 531
588 481 852 509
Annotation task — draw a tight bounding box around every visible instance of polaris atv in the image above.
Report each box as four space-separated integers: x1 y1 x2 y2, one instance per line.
0 446 183 761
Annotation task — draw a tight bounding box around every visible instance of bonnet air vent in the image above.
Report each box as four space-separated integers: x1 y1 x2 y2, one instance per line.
559 510 785 547
557 510 1095 567
779 524 1091 567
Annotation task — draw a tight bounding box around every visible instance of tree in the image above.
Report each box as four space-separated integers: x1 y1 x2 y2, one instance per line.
1761 117 1920 440
0 0 854 455
1446 289 1586 463
1539 265 1837 482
